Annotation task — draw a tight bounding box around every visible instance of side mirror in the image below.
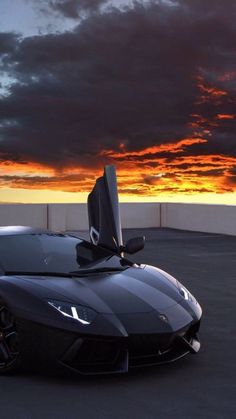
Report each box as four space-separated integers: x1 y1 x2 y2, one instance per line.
124 236 145 254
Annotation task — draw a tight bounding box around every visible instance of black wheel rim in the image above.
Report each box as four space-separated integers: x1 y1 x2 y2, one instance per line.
0 304 19 369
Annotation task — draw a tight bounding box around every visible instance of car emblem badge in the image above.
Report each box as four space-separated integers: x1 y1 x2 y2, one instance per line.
159 314 168 323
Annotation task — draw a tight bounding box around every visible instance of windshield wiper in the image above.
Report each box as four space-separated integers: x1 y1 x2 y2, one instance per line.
69 267 127 275
4 267 127 278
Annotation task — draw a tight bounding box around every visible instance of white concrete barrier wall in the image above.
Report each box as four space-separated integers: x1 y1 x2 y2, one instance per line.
161 203 236 236
0 203 236 236
120 203 161 228
48 202 161 231
0 204 48 229
48 204 88 231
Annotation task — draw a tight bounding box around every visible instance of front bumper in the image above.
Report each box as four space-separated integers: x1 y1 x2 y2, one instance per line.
61 320 201 374
17 317 201 374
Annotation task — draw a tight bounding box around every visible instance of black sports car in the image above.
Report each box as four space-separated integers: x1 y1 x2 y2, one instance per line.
0 166 202 375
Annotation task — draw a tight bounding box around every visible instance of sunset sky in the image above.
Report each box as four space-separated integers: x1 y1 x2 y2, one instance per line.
0 0 235 203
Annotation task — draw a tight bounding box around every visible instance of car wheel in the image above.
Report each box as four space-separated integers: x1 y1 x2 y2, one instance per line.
0 298 20 374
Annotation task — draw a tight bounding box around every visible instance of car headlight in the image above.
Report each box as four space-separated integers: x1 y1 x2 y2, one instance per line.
47 300 97 325
158 269 195 302
178 285 195 302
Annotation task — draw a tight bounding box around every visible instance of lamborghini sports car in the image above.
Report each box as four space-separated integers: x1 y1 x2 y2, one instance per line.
0 166 202 375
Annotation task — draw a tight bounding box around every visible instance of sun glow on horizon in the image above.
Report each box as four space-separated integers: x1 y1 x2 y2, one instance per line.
0 187 236 206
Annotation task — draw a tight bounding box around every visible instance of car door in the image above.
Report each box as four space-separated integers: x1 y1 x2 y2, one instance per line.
87 165 123 253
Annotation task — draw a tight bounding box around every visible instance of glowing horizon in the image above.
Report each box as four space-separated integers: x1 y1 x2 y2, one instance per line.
0 187 236 205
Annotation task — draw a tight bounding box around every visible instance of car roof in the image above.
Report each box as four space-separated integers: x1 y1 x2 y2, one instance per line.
0 226 51 236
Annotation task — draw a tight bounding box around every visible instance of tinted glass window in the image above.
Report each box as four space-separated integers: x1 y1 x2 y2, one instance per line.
0 234 121 274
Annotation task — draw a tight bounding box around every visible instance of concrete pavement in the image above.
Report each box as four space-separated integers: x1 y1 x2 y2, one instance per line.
1 228 236 419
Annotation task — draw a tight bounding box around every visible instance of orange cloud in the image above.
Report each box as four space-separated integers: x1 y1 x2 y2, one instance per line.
195 74 228 105
100 137 207 159
0 161 55 177
0 152 236 199
197 75 228 97
216 114 235 120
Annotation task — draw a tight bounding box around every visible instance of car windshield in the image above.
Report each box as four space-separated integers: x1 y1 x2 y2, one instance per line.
0 233 126 275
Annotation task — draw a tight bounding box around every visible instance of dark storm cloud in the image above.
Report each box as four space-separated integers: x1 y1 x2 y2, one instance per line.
229 167 236 176
0 172 96 192
49 0 108 18
143 174 164 185
0 0 235 170
167 132 236 159
0 33 18 55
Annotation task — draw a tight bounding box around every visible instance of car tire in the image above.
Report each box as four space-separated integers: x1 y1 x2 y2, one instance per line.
0 297 21 374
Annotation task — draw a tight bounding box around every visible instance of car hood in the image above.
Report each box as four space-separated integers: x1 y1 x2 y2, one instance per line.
15 265 183 315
